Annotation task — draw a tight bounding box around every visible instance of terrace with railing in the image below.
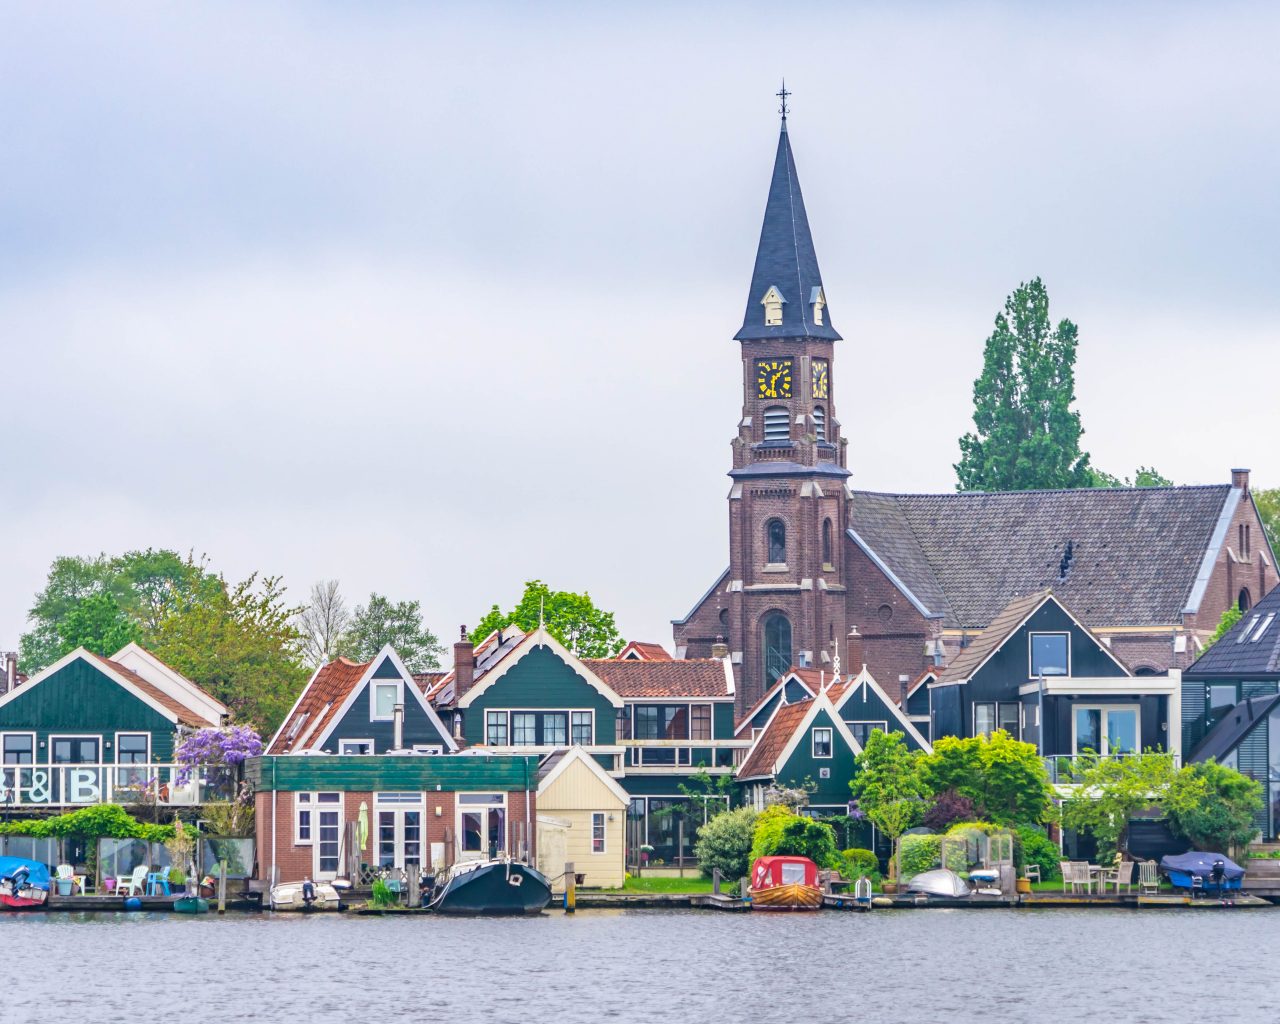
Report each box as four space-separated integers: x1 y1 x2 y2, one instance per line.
0 763 238 809
1043 752 1182 786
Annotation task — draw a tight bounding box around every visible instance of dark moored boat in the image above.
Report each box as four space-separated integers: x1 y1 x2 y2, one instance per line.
426 858 551 915
1160 852 1245 895
0 857 50 910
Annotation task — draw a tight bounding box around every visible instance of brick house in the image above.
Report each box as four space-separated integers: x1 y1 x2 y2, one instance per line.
673 111 1276 715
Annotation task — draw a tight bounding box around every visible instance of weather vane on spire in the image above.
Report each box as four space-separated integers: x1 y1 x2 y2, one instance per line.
777 79 790 122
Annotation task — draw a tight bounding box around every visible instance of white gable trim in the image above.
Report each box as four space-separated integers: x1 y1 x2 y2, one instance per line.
266 662 325 753
1185 488 1242 615
771 692 863 777
733 671 817 738
110 642 227 723
537 745 630 805
0 648 179 724
457 627 625 709
832 667 932 752
311 645 459 753
846 527 940 620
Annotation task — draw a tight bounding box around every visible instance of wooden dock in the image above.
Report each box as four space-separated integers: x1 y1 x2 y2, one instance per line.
30 893 264 913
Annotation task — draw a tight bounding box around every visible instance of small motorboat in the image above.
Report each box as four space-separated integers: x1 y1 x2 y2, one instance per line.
747 856 823 910
173 895 210 914
270 878 343 912
426 858 552 915
906 868 971 899
0 857 50 909
1159 852 1245 896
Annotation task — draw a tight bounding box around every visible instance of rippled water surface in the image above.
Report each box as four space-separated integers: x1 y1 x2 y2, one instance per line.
3 908 1276 1023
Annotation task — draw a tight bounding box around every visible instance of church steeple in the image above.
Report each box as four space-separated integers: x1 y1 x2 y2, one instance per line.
734 107 840 342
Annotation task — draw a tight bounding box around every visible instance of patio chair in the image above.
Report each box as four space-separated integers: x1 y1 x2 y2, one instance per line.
55 864 76 896
1139 860 1159 895
1102 859 1135 894
1068 861 1095 895
117 865 148 897
1059 861 1072 893
1023 864 1041 884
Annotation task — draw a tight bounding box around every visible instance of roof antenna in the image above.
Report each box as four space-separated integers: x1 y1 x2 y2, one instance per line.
776 79 790 127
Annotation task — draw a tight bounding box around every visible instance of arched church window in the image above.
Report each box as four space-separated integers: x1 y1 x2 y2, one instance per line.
813 406 826 442
767 519 786 564
822 518 832 566
763 613 792 685
763 406 790 442
1239 588 1252 612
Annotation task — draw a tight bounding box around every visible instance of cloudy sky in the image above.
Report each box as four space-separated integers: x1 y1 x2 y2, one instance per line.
2 2 1278 656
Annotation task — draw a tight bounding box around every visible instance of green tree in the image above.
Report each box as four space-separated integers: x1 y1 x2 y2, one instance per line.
471 579 624 659
748 805 840 868
849 731 927 865
1204 606 1243 650
150 574 309 734
1060 751 1179 860
955 278 1093 492
1089 466 1174 488
1165 760 1264 854
54 592 141 658
1253 487 1280 553
339 593 443 672
693 806 758 881
917 735 985 804
917 732 1054 825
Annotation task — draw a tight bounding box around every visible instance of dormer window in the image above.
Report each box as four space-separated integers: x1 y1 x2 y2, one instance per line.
761 285 786 326
810 286 826 326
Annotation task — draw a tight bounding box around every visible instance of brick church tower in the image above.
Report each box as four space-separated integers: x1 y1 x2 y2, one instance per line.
674 106 850 710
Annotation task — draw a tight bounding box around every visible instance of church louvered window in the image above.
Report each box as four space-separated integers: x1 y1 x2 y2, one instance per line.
813 406 825 441
763 406 790 442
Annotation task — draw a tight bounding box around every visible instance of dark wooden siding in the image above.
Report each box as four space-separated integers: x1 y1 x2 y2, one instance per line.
776 706 855 809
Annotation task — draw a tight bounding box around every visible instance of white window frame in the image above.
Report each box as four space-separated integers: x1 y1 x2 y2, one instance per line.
295 792 314 845
456 792 508 860
591 812 607 854
1029 632 1071 678
1 731 37 765
486 710 509 746
571 710 594 746
339 738 375 756
1071 704 1141 756
811 727 833 759
370 680 402 722
503 709 595 749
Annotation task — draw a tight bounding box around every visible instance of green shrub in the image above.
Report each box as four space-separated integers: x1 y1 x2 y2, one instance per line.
694 806 758 881
840 847 879 880
749 807 840 868
0 804 174 843
369 880 397 908
1016 825 1061 881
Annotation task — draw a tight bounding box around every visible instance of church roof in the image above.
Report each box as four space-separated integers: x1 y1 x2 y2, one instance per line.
734 123 840 342
1185 583 1280 678
848 484 1238 629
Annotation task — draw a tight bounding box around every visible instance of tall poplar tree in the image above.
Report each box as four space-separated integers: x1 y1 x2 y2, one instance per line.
955 278 1093 491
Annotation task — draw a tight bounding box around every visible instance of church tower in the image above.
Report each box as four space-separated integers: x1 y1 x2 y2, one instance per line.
721 100 851 709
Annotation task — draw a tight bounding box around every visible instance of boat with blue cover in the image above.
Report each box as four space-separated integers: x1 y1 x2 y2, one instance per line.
1160 852 1245 895
0 857 50 909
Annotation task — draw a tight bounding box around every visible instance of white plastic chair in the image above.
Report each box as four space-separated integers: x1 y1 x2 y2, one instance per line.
117 865 148 896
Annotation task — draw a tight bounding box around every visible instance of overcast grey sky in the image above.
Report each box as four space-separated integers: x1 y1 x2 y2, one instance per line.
2 2 1278 656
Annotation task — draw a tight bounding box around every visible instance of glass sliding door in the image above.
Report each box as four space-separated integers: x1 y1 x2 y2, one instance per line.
1073 706 1140 756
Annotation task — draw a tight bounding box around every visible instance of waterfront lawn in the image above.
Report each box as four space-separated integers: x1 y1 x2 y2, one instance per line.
598 876 716 894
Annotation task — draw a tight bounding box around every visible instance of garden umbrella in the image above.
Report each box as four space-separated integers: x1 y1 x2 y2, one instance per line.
357 802 369 853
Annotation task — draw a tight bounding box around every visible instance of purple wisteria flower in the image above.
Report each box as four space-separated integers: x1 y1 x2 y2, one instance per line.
175 726 264 784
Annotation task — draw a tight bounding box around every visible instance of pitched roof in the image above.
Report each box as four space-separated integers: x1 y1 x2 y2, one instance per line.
1185 584 1280 677
582 658 732 699
83 652 211 728
618 641 673 661
848 484 1235 628
733 124 840 342
1189 694 1280 762
427 627 527 705
267 657 369 754
737 699 812 779
733 669 817 736
939 591 1054 684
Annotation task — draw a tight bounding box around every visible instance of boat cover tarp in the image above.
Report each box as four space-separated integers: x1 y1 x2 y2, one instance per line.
906 868 970 897
0 857 51 891
1159 852 1244 881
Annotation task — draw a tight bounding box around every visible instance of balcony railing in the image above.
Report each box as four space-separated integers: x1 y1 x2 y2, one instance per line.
1044 752 1181 786
618 739 753 772
0 764 237 808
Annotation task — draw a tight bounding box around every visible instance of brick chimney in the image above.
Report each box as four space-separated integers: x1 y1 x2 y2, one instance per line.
711 635 729 659
847 626 864 674
453 625 475 700
1232 467 1251 492
1 653 15 696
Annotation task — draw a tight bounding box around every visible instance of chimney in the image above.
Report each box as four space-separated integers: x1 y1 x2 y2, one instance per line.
453 625 476 700
847 626 864 674
393 702 404 751
1 653 14 696
711 635 729 659
1231 467 1251 492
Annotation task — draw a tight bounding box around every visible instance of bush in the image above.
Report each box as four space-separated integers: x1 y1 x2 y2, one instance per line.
749 807 840 868
1017 825 1060 881
0 804 174 843
923 789 975 831
369 879 397 909
1166 760 1265 854
694 807 758 881
841 848 879 881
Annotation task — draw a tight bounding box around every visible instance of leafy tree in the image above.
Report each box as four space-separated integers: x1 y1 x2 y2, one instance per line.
54 592 141 658
955 278 1093 492
1253 487 1280 553
339 593 443 672
1165 760 1264 854
150 574 309 734
918 732 1054 825
1090 466 1174 488
693 806 758 881
1204 606 1243 650
1060 751 1179 860
295 579 352 667
849 731 927 863
922 789 976 831
918 735 985 804
748 806 840 868
471 579 624 659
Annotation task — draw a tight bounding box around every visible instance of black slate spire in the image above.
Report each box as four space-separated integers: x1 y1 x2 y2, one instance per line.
734 113 840 342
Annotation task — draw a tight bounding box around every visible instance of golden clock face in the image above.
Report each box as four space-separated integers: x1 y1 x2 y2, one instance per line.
812 359 829 399
756 358 793 399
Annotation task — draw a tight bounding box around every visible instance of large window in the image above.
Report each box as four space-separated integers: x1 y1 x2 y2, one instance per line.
1073 706 1139 755
2 734 34 765
512 713 537 746
766 519 786 564
763 613 792 685
973 703 1020 740
634 706 689 741
372 681 400 721
508 711 574 747
1030 633 1070 677
458 793 506 858
486 711 509 746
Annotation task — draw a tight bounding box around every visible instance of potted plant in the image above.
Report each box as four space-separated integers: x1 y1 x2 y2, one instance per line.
168 867 187 895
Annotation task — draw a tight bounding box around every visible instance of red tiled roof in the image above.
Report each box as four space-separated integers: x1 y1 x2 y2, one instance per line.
267 657 370 754
84 652 211 728
413 671 446 697
618 641 674 661
427 627 527 705
582 658 731 698
738 699 812 779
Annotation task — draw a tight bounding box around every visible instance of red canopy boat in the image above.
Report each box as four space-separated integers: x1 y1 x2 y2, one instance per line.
748 856 823 910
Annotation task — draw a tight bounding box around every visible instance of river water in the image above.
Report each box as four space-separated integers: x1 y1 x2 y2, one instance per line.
2 908 1274 1023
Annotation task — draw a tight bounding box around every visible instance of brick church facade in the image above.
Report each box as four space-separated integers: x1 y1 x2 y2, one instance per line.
673 112 1277 715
